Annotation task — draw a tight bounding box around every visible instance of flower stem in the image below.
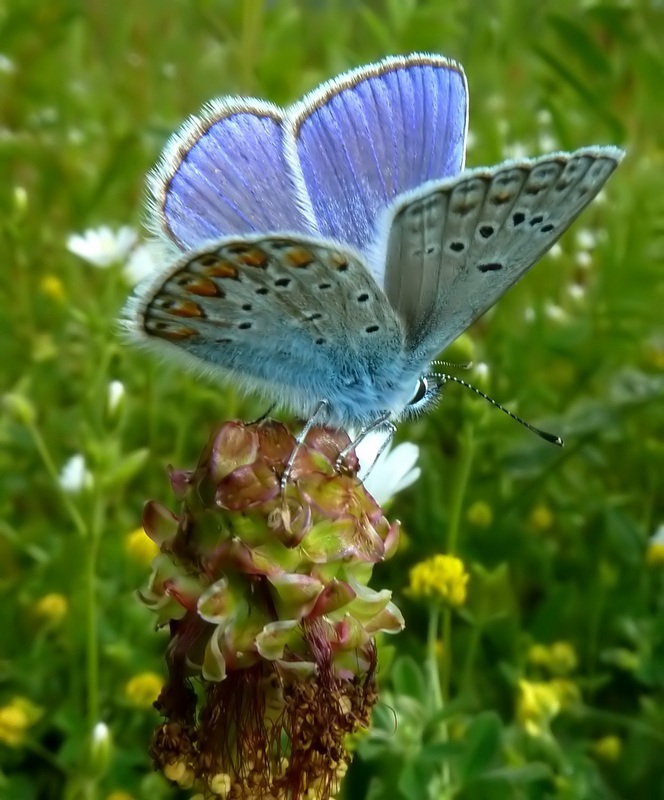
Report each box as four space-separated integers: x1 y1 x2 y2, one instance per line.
460 620 483 697
439 421 475 793
24 420 87 538
240 0 264 93
446 422 475 556
427 604 443 710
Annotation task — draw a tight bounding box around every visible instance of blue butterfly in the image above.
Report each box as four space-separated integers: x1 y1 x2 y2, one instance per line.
124 53 623 432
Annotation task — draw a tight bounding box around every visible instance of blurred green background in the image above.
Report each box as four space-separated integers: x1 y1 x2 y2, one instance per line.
1 0 663 798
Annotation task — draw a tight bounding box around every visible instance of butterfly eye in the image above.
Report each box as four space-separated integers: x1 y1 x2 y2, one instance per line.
408 377 429 406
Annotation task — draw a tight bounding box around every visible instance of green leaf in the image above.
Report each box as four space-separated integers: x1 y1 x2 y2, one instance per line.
478 762 552 784
100 447 149 490
466 562 517 625
547 14 612 75
457 711 502 784
390 655 427 703
532 44 625 140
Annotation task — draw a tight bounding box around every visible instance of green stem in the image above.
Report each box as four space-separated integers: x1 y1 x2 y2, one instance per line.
24 419 87 537
427 604 443 710
440 608 453 702
446 422 475 556
240 0 264 93
460 620 483 697
439 420 475 793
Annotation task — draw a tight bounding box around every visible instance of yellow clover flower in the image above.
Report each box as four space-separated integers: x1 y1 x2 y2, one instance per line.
646 524 664 568
516 680 560 737
106 793 136 800
40 275 65 302
0 697 41 747
527 641 578 675
125 527 159 566
408 554 469 607
466 500 493 528
33 593 68 626
548 641 578 675
590 735 622 763
125 672 163 709
528 504 554 532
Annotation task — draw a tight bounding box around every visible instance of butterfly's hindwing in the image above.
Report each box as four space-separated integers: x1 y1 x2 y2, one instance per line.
381 146 624 357
128 235 406 421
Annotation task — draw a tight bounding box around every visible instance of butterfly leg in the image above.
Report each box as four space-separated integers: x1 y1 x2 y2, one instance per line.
280 400 329 490
335 414 395 472
249 403 277 425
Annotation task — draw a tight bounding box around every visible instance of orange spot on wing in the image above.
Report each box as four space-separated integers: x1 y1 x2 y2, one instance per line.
203 259 239 279
286 246 315 268
182 276 221 296
166 300 205 318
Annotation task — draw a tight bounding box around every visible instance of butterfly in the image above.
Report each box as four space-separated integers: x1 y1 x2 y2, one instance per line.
124 53 624 433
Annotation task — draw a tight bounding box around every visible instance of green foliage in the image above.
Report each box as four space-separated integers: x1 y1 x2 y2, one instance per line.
1 0 663 798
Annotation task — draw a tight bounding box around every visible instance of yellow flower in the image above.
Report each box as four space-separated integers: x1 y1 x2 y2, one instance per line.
33 593 68 626
0 697 41 747
527 644 550 668
590 735 622 763
529 504 554 532
125 672 163 708
548 642 578 675
516 680 560 737
646 541 664 567
549 678 581 710
125 528 159 566
40 275 65 302
466 500 493 528
527 641 578 675
106 792 136 800
408 554 469 607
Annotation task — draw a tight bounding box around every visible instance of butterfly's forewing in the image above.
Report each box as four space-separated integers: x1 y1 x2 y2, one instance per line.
125 235 404 422
286 54 468 257
148 100 317 251
380 146 624 359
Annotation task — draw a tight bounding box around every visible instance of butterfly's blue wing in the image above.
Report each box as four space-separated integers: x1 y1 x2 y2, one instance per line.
286 54 468 256
148 99 318 250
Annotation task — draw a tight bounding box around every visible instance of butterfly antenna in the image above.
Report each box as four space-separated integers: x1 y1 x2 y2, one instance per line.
432 359 474 370
433 373 564 447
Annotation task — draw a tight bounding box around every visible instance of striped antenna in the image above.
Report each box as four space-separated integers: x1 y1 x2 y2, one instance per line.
431 373 564 447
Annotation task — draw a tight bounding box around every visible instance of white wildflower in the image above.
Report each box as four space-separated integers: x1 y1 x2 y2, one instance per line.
536 109 552 127
575 251 593 270
503 142 529 161
58 454 92 493
123 241 162 285
538 134 558 153
107 380 125 415
548 243 563 259
544 302 569 324
67 226 137 268
357 433 420 506
576 229 597 250
0 54 15 74
567 283 586 302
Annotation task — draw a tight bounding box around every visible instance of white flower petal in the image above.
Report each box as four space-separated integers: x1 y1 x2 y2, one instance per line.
123 241 162 285
58 454 92 493
359 436 421 506
651 524 664 546
67 225 138 267
107 380 125 414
